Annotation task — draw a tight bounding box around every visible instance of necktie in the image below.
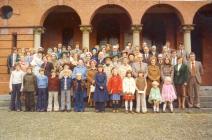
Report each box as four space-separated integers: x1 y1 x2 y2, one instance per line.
191 62 196 76
64 77 67 90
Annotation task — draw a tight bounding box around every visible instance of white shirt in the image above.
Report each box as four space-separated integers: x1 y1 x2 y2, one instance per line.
64 77 67 90
9 70 24 89
172 57 177 66
177 64 182 71
12 54 17 66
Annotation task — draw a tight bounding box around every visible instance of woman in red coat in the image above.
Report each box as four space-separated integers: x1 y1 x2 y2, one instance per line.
107 67 122 112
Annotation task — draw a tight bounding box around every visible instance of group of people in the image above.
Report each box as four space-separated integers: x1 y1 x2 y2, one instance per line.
7 41 204 113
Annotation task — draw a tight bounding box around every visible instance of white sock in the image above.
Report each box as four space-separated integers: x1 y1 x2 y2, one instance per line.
125 101 128 111
163 103 167 111
153 105 156 111
170 103 173 112
157 106 159 112
130 101 133 111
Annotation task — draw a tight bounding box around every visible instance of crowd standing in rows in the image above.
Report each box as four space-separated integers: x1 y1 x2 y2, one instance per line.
7 41 204 113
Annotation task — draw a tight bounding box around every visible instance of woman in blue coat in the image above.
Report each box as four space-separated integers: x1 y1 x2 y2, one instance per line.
93 64 108 112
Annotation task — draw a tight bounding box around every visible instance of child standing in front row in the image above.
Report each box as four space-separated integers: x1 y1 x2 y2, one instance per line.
161 76 177 113
47 70 59 112
123 70 136 113
148 81 161 113
135 71 147 113
60 70 72 112
73 73 87 112
107 67 122 113
36 68 48 112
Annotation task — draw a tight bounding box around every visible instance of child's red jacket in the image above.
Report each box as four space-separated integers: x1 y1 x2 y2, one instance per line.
107 75 122 94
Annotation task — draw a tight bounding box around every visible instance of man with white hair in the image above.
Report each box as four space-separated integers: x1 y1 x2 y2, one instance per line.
110 44 121 57
97 51 105 65
157 53 164 70
150 45 158 57
143 46 151 64
132 53 148 78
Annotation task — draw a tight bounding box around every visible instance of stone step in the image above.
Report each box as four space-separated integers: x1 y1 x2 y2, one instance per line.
200 102 212 108
200 96 212 102
0 107 212 113
0 100 10 107
1 96 212 108
200 86 212 96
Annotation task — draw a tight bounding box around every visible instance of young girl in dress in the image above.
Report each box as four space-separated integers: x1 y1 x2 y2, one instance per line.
123 70 136 113
107 67 122 113
148 81 161 113
161 76 177 113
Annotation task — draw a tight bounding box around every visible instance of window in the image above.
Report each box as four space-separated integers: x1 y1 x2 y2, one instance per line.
1 5 13 19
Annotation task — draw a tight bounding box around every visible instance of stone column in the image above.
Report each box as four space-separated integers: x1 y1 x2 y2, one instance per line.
80 25 92 50
33 27 44 49
182 25 194 53
131 24 142 47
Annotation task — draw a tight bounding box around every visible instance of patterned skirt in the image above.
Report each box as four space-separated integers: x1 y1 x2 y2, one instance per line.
123 93 135 101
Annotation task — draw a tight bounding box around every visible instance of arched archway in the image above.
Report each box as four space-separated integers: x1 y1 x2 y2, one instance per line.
90 4 132 49
141 4 184 51
41 5 81 49
191 4 212 85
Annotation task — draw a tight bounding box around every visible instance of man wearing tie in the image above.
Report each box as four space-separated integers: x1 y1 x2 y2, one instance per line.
177 43 188 63
187 52 204 108
143 46 151 64
132 53 148 78
171 50 178 66
7 48 20 74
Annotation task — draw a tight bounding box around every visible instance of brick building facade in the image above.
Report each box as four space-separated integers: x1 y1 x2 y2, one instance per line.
0 0 212 93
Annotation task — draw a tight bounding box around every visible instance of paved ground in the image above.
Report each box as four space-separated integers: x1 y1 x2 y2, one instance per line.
0 109 211 140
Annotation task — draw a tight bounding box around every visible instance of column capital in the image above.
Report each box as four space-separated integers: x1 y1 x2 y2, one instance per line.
80 25 92 32
33 27 45 34
131 24 143 32
182 24 194 32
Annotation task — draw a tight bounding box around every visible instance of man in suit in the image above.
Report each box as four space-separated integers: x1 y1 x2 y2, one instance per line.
110 45 121 58
97 51 105 65
150 45 158 57
57 43 63 59
171 50 178 66
143 46 151 64
7 48 20 74
177 43 189 63
187 52 204 108
132 53 148 78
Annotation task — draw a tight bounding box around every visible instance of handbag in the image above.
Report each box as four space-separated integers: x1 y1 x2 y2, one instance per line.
90 85 95 93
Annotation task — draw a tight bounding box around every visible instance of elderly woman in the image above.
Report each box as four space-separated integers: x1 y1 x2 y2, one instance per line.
147 56 161 95
118 57 132 79
161 57 174 82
